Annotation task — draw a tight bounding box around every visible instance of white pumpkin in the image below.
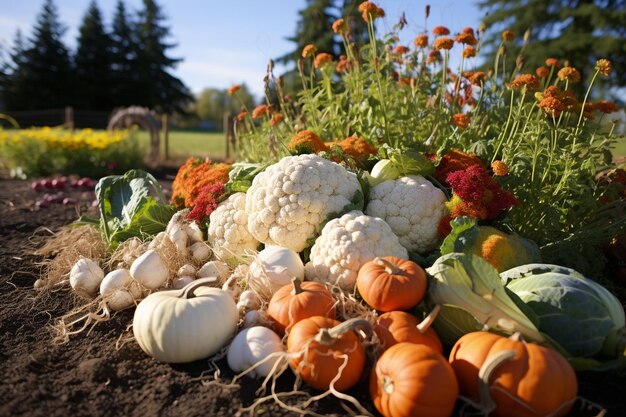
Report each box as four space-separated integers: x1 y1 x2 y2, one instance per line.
133 277 238 363
226 326 286 377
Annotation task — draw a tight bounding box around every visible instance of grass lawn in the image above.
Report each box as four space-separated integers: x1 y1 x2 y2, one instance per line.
612 136 626 160
134 129 229 162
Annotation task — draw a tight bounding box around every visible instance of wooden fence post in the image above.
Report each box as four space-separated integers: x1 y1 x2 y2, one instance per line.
224 112 234 160
162 114 170 160
64 106 74 130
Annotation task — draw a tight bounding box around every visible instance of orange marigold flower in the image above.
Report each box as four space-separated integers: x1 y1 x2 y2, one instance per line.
466 71 486 86
537 96 565 117
287 130 328 155
456 32 477 46
314 52 334 69
433 37 454 50
545 58 560 68
462 27 475 36
434 148 483 184
336 55 353 72
582 102 595 120
414 34 428 48
236 111 248 121
595 59 612 77
302 44 317 58
509 74 540 90
557 66 581 83
491 160 509 176
501 29 514 41
394 45 410 54
171 157 231 208
535 66 550 78
462 46 476 58
270 113 284 127
252 104 270 119
427 50 441 63
595 100 619 114
452 113 471 129
332 18 346 34
432 26 450 36
227 84 241 95
358 1 384 21
328 135 377 167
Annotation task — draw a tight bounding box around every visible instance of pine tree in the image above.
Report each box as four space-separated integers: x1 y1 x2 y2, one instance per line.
110 0 139 108
4 0 73 110
74 0 114 110
134 0 192 113
478 0 626 94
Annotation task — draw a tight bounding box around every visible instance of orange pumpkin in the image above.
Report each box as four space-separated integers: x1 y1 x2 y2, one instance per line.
375 309 442 354
370 342 459 417
356 257 426 312
287 316 369 391
267 279 336 335
449 331 577 417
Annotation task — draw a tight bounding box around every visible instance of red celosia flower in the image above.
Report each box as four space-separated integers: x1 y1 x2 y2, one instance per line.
434 148 483 184
446 164 518 220
186 183 225 224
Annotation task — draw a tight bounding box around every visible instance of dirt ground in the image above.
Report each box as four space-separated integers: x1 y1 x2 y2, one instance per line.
0 175 624 417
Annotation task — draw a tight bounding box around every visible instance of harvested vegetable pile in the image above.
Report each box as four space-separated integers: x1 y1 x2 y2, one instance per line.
6 2 626 416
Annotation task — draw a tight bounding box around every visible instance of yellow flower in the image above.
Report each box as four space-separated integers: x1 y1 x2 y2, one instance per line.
501 30 514 42
595 59 612 77
302 44 317 59
557 66 581 83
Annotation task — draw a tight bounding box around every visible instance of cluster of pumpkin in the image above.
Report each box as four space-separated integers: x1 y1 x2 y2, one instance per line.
131 255 578 417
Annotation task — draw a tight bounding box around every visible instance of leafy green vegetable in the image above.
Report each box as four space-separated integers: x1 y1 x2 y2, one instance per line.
367 147 435 186
92 169 175 248
225 162 268 193
501 263 626 359
426 252 546 345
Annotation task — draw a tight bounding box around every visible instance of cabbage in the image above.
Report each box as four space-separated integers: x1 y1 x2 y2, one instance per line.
426 253 546 346
501 264 626 359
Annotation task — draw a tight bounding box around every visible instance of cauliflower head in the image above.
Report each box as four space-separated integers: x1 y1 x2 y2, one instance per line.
245 154 362 252
208 192 259 262
365 175 447 253
305 210 408 291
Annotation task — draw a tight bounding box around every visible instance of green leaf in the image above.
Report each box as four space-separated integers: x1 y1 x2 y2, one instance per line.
388 148 435 177
109 198 177 247
439 216 478 255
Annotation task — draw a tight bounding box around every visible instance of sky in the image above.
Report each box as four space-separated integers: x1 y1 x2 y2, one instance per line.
0 0 485 99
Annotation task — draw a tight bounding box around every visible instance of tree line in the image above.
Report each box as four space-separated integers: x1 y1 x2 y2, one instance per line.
0 0 192 113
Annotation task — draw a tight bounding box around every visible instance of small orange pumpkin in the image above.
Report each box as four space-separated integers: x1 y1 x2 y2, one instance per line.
267 279 336 335
375 307 442 354
356 256 426 312
449 331 577 417
287 316 370 391
370 342 459 417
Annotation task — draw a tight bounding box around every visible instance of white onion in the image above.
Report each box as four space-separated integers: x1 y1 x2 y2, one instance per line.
189 242 211 263
237 290 261 313
69 257 104 298
172 276 195 289
130 249 169 289
100 269 142 311
197 260 230 280
177 264 197 277
186 222 204 243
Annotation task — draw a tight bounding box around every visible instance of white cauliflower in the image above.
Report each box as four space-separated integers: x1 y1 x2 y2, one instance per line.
208 193 259 262
365 175 447 253
305 210 408 291
245 154 362 252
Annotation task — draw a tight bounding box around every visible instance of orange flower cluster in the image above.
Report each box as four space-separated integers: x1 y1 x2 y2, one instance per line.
302 44 317 58
433 37 454 50
394 45 410 55
557 66 581 83
545 58 560 68
332 18 347 34
314 53 334 69
536 85 578 117
287 130 327 155
329 136 377 166
452 113 471 129
252 104 271 119
462 46 476 58
537 96 565 117
336 55 354 72
501 30 514 41
595 59 613 77
434 148 483 184
236 111 248 121
455 32 477 46
358 1 385 21
464 71 486 86
270 113 284 127
509 74 540 91
491 160 509 176
535 66 550 78
432 26 450 36
427 50 441 63
595 100 619 114
171 158 231 208
414 34 428 48
227 85 241 95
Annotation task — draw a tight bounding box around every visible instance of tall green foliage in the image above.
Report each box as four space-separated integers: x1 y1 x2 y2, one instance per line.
110 0 140 108
4 0 73 110
74 1 113 110
133 0 192 113
478 0 626 95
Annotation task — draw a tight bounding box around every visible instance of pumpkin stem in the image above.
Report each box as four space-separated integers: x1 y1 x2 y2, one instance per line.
291 278 303 295
374 257 404 275
179 277 218 299
477 349 516 415
316 318 373 345
416 304 441 333
509 332 524 342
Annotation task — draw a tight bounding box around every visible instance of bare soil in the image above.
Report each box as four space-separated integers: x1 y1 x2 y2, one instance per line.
0 175 624 417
